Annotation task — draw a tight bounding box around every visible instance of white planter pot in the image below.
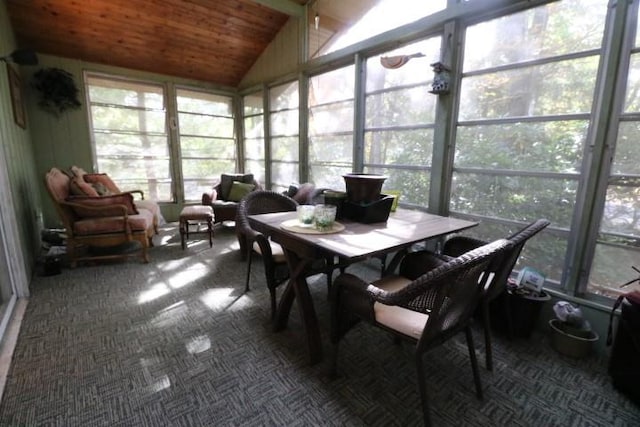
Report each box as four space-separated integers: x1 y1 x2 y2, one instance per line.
549 319 599 358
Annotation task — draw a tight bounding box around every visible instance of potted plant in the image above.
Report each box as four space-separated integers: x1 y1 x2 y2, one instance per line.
549 301 599 358
32 67 81 116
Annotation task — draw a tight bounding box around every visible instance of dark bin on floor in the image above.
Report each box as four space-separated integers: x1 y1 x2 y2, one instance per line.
608 296 640 405
43 256 62 276
489 288 550 339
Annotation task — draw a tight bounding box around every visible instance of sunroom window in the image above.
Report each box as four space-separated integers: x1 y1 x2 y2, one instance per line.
243 92 265 184
364 37 441 207
269 81 300 192
86 74 172 201
176 88 235 201
588 4 640 298
452 0 607 283
308 66 355 189
310 0 446 58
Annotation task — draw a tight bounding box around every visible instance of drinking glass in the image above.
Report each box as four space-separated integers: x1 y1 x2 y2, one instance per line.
314 204 337 231
297 205 315 225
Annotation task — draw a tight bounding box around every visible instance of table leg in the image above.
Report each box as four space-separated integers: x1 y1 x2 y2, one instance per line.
274 248 323 365
179 219 187 250
274 276 296 331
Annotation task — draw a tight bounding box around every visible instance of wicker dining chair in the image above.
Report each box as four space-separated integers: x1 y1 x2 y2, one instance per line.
236 191 298 318
330 238 511 427
441 218 550 371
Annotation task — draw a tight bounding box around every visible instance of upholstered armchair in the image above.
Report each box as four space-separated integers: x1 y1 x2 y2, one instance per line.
69 166 162 233
201 173 262 225
45 168 155 267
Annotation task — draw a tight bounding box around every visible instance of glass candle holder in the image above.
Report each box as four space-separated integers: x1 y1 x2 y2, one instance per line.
314 204 337 231
297 205 315 225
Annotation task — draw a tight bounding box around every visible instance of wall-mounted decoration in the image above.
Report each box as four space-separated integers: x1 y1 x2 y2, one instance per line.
429 61 451 95
6 63 26 129
380 52 425 69
31 67 81 116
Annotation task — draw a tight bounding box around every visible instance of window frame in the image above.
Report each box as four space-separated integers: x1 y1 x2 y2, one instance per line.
85 72 174 202
175 85 237 202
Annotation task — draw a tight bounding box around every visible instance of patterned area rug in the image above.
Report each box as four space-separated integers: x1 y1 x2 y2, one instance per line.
0 224 638 426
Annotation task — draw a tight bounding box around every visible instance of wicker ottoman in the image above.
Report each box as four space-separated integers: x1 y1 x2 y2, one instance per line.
179 205 214 249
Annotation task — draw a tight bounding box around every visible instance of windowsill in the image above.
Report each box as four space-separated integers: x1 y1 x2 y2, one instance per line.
543 286 614 314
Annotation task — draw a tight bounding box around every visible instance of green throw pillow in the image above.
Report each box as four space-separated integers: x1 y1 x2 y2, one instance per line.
227 182 255 202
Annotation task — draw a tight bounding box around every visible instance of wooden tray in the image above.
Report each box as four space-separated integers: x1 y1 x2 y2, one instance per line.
280 219 345 235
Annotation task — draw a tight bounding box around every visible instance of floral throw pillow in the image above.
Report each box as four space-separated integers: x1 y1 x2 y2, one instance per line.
69 177 99 197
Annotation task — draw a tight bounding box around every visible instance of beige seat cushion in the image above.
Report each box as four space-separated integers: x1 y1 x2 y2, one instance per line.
73 209 154 236
372 274 429 340
252 239 286 263
180 205 214 221
135 199 164 225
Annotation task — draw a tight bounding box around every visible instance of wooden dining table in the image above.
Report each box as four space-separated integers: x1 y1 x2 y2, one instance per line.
248 208 478 364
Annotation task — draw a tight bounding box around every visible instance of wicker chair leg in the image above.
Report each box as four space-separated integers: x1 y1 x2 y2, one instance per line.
268 286 277 320
505 294 515 340
244 253 253 293
329 341 340 378
415 352 432 427
481 301 493 371
465 326 483 399
68 242 77 268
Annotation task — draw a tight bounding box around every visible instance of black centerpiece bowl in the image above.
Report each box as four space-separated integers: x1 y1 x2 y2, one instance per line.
342 174 393 223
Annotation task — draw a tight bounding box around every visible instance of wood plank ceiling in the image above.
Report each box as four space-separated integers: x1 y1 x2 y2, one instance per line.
5 0 308 87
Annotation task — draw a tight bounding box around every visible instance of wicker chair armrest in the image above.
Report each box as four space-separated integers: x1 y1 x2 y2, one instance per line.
240 227 261 243
373 239 510 307
443 236 488 257
333 273 377 323
61 200 129 218
202 188 219 205
253 233 273 257
127 189 145 200
399 250 449 280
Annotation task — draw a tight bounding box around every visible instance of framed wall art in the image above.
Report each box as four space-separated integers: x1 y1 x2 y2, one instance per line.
6 63 26 129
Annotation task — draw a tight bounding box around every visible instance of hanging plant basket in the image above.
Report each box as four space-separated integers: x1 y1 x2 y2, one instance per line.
32 67 81 116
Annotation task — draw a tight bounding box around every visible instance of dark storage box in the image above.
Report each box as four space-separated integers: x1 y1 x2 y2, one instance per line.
342 195 394 223
489 288 550 338
609 297 640 405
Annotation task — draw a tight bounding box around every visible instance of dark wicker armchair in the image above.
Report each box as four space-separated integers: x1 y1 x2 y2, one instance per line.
201 173 262 225
330 238 511 427
236 190 299 318
441 218 550 371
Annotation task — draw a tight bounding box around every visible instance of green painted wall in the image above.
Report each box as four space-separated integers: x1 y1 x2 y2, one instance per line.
240 17 302 89
0 2 42 284
25 55 235 227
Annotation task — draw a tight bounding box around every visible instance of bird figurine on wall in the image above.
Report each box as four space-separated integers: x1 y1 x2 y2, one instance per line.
380 52 425 69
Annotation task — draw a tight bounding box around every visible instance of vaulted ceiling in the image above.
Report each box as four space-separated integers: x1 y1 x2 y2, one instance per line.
5 0 310 87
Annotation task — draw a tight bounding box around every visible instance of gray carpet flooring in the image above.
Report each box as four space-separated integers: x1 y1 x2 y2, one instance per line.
0 224 638 426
